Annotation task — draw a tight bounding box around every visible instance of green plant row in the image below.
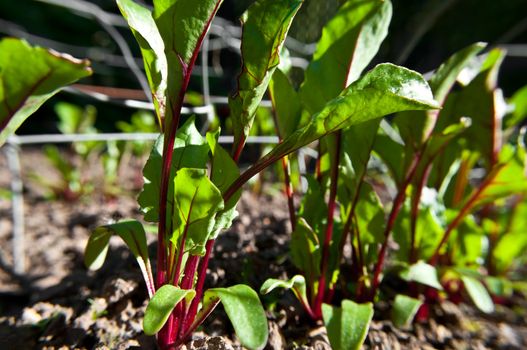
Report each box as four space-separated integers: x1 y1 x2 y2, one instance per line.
1 0 527 349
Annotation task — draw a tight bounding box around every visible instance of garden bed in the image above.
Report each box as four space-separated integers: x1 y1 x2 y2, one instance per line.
0 148 526 349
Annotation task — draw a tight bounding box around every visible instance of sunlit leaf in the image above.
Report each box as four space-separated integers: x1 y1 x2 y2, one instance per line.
143 285 195 335
0 38 91 146
171 168 223 256
391 294 422 328
322 300 373 350
301 0 392 113
230 0 303 152
461 275 494 313
205 285 268 350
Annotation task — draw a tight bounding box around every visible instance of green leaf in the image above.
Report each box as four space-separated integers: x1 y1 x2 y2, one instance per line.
171 168 224 256
85 220 149 270
138 117 209 222
84 220 154 297
205 285 268 350
395 42 485 154
301 0 392 113
322 300 373 350
143 285 196 335
507 84 527 129
0 38 92 146
268 68 302 138
116 0 167 122
399 261 443 290
429 42 487 104
153 0 224 129
493 201 527 273
230 0 303 150
290 218 321 285
391 294 423 328
260 275 308 306
245 63 439 177
461 275 494 313
206 130 241 237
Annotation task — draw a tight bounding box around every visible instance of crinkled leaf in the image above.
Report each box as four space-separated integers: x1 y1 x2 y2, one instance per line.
139 117 209 222
205 285 268 350
143 285 196 335
461 275 494 313
172 168 223 256
391 294 423 328
245 64 439 180
301 0 392 113
230 0 303 150
269 68 302 138
260 275 308 306
0 38 92 146
322 300 373 350
399 261 443 290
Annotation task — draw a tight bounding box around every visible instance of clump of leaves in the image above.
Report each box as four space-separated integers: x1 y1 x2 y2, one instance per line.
84 0 440 349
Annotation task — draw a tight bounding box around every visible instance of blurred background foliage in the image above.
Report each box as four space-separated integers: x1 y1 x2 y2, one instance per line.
1 0 526 134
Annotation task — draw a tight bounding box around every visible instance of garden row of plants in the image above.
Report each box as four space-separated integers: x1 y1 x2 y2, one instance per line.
1 0 527 349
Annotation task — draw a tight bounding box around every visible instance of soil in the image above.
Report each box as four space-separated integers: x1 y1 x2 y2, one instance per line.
0 148 526 349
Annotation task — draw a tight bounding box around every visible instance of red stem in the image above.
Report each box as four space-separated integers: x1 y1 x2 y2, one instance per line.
370 152 422 299
429 168 501 265
313 132 341 318
281 156 297 231
184 239 215 333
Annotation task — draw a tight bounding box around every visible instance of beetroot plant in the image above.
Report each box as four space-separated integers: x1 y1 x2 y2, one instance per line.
83 0 443 349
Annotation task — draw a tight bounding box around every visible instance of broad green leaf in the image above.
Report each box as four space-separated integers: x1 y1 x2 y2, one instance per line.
269 68 302 138
205 285 268 350
485 276 513 297
0 38 91 146
399 261 443 290
260 275 308 306
153 0 224 130
472 145 527 208
172 168 224 256
493 225 527 275
391 294 423 328
290 218 321 285
395 42 485 160
138 117 209 222
230 0 303 151
506 84 527 129
322 300 373 350
429 42 487 104
301 0 392 113
373 132 405 186
116 0 167 122
143 285 196 335
348 184 384 255
206 131 241 237
84 220 149 270
451 215 485 267
241 64 439 183
461 275 494 313
84 220 154 297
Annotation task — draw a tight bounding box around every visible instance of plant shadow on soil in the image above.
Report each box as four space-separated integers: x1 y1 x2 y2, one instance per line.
0 149 526 349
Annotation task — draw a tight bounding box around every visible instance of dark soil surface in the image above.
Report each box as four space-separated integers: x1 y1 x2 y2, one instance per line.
1 148 526 349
